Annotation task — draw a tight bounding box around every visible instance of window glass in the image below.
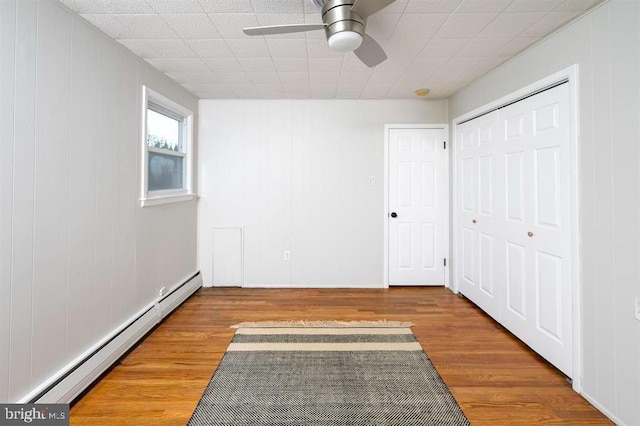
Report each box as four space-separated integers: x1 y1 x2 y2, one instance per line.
148 152 184 191
146 108 181 152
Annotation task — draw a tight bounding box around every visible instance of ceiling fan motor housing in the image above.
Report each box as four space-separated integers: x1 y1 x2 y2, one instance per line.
321 0 366 39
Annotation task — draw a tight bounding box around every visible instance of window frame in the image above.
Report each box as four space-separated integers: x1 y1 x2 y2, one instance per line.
141 86 194 207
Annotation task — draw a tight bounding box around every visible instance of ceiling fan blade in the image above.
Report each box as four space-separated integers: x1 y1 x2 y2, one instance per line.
351 0 397 18
243 24 326 36
354 34 387 67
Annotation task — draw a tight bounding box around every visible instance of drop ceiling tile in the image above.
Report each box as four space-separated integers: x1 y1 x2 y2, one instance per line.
146 0 204 13
494 36 539 56
365 14 402 40
266 39 308 58
251 0 304 14
186 39 235 58
283 83 311 92
255 82 285 97
555 0 601 11
417 38 469 58
166 71 219 83
404 0 463 13
208 13 259 38
309 72 340 84
248 72 281 83
256 14 307 39
145 57 211 72
306 39 345 58
506 0 564 12
342 56 374 72
61 0 153 14
433 13 498 39
308 58 343 73
118 39 160 57
384 39 429 59
203 58 244 72
377 0 410 14
360 83 393 98
339 72 372 85
215 72 251 83
81 14 180 39
199 0 254 13
160 14 222 39
226 39 271 58
456 0 513 13
404 57 449 75
286 92 312 99
238 58 277 72
473 55 510 71
228 83 258 97
369 71 403 84
391 13 448 39
310 83 338 98
278 72 310 83
456 38 510 56
143 39 199 58
519 11 580 37
476 12 546 38
182 83 229 93
273 58 309 72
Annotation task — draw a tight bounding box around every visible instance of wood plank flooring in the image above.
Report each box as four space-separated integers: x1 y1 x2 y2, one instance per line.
70 287 611 425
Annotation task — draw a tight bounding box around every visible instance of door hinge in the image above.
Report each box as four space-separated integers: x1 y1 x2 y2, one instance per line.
444 258 447 266
443 141 446 149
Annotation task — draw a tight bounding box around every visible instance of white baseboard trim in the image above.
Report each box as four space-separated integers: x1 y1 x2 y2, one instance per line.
581 391 626 426
21 272 202 404
241 283 385 289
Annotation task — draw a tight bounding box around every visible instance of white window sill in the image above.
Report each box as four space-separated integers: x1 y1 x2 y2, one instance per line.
140 193 195 207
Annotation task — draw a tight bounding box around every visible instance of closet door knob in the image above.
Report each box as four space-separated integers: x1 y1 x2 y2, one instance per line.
472 219 477 224
527 231 534 237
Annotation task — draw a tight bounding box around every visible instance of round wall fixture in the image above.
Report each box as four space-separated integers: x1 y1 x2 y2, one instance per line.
328 31 363 52
414 88 430 97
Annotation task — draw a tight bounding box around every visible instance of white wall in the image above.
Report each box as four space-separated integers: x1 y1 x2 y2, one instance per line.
198 100 447 287
0 0 198 403
448 1 639 424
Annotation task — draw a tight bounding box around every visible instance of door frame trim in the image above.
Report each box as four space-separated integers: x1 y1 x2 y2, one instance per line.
450 65 581 393
383 124 450 289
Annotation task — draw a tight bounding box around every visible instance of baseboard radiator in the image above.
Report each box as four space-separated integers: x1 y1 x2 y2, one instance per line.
24 272 203 404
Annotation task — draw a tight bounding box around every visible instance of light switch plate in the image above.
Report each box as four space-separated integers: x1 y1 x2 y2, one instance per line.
635 297 640 321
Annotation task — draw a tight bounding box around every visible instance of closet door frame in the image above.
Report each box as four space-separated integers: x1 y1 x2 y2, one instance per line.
451 65 581 393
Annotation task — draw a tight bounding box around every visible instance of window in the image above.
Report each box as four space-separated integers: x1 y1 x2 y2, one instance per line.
141 86 194 207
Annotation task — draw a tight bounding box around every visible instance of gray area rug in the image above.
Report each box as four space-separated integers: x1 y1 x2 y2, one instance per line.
189 322 469 426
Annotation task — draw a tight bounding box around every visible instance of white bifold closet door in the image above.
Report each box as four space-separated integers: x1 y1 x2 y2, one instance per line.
456 83 572 377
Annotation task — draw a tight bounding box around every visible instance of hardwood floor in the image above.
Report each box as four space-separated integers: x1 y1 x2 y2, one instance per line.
70 287 611 425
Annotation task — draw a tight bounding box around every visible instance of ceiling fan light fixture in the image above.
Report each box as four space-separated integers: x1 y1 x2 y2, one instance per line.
328 31 363 52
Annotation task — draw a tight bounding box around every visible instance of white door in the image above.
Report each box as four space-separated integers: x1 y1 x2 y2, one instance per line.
498 84 572 375
456 111 501 319
456 83 573 376
388 128 445 286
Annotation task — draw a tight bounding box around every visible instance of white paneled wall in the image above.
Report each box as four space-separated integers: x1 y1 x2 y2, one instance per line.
448 1 640 424
198 100 447 288
0 0 198 402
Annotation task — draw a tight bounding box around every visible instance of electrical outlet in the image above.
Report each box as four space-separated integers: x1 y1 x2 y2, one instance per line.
635 297 640 321
159 287 166 297
284 250 291 261
369 176 376 187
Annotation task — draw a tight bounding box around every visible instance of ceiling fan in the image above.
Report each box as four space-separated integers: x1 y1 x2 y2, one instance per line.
243 0 397 68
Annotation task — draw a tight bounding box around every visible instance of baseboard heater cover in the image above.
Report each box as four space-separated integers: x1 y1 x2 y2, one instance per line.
27 272 202 404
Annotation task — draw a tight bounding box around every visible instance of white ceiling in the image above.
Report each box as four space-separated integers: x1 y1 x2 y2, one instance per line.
59 0 603 99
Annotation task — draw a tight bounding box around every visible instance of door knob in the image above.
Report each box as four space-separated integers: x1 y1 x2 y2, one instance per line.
472 219 477 224
390 212 398 218
527 231 534 237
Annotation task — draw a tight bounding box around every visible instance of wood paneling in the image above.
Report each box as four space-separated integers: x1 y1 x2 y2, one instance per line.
70 287 611 425
448 2 640 424
0 0 198 403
